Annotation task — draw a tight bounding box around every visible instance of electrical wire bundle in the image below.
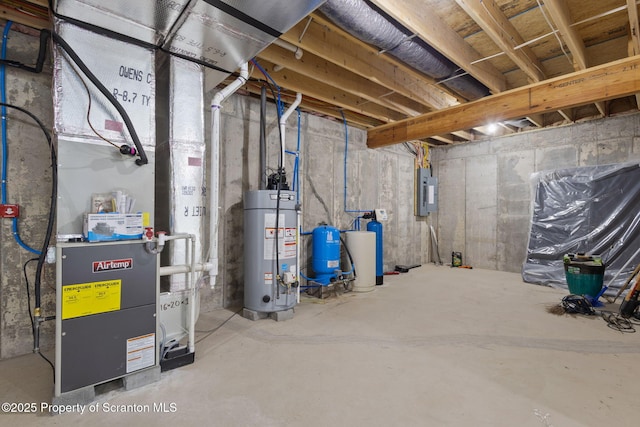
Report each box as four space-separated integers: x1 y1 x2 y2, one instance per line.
560 294 596 315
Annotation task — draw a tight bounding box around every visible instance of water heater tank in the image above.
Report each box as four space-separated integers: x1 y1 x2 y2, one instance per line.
243 190 298 313
312 225 341 285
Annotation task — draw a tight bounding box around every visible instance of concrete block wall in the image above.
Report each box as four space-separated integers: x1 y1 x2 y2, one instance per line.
431 112 640 273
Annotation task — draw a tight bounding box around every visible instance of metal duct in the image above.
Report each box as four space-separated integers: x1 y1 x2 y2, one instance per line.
53 20 157 237
320 0 489 100
155 53 207 292
55 0 327 90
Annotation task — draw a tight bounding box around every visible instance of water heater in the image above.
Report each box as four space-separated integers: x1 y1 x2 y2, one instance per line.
243 190 298 315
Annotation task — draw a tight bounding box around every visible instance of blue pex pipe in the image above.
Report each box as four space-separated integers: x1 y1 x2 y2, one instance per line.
1 21 12 204
1 22 40 254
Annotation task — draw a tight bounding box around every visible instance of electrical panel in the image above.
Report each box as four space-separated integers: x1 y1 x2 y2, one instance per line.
416 168 438 216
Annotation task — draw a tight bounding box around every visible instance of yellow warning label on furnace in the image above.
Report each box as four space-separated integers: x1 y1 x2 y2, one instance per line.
62 280 121 320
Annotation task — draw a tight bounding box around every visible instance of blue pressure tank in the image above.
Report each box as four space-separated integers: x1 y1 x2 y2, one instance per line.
367 220 384 285
312 225 341 285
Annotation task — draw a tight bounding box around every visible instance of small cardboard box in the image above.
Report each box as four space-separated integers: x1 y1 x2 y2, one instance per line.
84 213 144 242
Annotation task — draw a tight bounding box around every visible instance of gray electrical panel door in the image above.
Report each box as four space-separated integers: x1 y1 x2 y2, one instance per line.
417 168 438 216
56 241 158 395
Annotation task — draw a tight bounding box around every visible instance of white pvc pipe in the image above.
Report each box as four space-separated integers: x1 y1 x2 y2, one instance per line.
274 39 303 60
159 262 212 277
209 63 249 289
279 92 302 172
156 233 199 353
188 234 197 353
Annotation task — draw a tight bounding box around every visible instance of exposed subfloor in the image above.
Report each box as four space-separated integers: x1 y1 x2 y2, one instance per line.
1 265 639 426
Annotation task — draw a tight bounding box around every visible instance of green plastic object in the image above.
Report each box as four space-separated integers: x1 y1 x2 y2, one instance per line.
563 253 605 297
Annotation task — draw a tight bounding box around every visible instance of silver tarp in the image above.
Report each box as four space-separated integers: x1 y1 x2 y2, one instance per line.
522 162 640 294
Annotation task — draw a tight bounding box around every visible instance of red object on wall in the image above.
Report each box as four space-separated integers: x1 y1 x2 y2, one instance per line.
0 204 19 218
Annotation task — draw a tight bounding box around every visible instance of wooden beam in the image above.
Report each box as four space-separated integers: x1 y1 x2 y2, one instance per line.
251 59 404 123
369 0 507 94
542 0 587 70
455 0 545 82
452 130 475 141
241 80 383 129
25 0 48 6
543 0 605 115
280 15 458 110
0 5 49 30
257 44 428 117
367 55 640 148
431 135 454 145
526 114 544 128
628 0 640 108
628 0 640 55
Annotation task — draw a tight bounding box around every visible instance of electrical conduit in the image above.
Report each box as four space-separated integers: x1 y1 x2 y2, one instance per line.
209 63 248 288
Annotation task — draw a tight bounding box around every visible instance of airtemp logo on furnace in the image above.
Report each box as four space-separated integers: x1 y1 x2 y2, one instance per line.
93 258 133 273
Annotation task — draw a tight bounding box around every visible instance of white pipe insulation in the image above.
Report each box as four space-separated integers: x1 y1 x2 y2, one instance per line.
209 63 249 289
274 39 303 60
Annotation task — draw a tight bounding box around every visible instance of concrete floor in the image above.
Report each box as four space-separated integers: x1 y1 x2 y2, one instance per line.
1 265 639 426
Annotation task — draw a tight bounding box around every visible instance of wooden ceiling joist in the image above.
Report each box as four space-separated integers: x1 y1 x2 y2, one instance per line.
279 15 459 111
0 2 48 30
368 55 640 148
627 0 640 108
370 0 508 94
454 0 545 83
543 0 606 116
250 59 404 123
241 80 384 129
257 44 428 117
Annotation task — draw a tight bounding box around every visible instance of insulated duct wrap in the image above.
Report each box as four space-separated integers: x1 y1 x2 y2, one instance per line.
522 163 640 294
155 55 206 292
53 20 156 237
320 0 489 100
55 0 186 44
56 0 327 90
165 1 277 71
53 21 156 145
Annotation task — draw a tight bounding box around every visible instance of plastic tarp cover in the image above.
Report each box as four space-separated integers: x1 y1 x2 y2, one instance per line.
522 162 640 293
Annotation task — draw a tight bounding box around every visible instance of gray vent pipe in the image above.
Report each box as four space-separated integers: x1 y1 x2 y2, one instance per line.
320 0 489 100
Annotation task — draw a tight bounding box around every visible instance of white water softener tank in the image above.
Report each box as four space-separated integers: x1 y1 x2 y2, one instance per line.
345 231 376 292
243 190 298 313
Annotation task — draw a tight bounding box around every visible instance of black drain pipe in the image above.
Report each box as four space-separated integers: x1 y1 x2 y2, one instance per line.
260 86 267 190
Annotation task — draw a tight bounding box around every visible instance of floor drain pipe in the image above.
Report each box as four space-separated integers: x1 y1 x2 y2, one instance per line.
209 63 248 288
